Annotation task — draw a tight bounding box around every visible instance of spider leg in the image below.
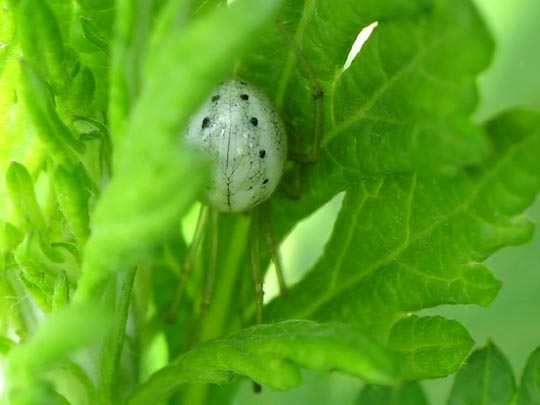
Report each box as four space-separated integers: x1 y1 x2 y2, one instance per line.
166 204 209 324
190 208 219 346
248 211 265 397
275 19 325 164
260 203 288 297
249 212 264 325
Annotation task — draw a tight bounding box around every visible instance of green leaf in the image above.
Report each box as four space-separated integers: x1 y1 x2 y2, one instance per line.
73 144 209 302
51 271 70 312
76 0 113 11
357 381 427 405
52 165 91 245
6 162 45 233
0 0 16 76
3 222 24 251
267 109 540 378
448 341 516 405
14 231 77 279
127 321 400 404
42 0 75 43
149 0 189 47
516 347 540 405
0 220 20 261
240 0 492 178
97 267 137 404
6 304 112 403
72 115 113 176
7 382 71 405
324 0 492 173
79 16 109 51
108 0 153 139
13 232 77 312
69 65 96 114
74 2 114 109
19 61 84 165
387 316 473 379
257 0 496 277
17 0 69 94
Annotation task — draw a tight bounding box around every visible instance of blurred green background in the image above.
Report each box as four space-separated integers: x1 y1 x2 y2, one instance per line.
238 0 540 403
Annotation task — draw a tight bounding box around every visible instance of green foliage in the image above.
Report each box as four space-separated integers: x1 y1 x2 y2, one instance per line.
17 0 69 95
129 320 401 405
19 61 83 166
6 162 46 233
357 381 427 405
516 347 540 405
7 304 112 404
448 341 516 405
1 0 540 404
360 343 540 405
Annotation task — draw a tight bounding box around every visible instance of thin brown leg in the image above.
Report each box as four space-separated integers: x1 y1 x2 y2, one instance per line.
250 211 265 393
166 205 209 323
250 212 264 326
260 204 288 297
275 19 325 164
190 208 219 346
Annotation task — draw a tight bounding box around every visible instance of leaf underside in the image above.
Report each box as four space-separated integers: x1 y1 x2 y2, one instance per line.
2 0 540 403
128 320 401 405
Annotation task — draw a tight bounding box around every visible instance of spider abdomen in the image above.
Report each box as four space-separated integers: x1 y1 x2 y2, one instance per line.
183 79 287 212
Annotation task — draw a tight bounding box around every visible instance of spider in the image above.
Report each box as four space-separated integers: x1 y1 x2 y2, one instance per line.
166 20 324 345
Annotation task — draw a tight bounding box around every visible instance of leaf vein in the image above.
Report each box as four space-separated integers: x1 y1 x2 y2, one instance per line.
295 129 536 318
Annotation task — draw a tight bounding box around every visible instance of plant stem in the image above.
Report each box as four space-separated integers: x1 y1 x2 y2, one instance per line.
182 214 251 405
96 266 137 404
